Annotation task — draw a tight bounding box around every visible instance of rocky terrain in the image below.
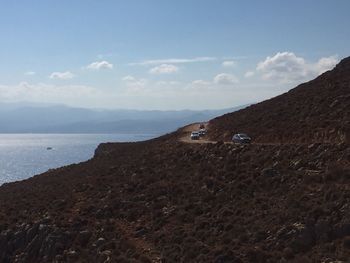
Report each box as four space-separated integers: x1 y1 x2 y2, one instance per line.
0 58 349 262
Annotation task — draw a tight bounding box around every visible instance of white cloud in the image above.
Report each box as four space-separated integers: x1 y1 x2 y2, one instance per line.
86 61 113 70
214 73 239 85
257 52 338 83
149 64 179 74
122 75 136 82
192 80 211 86
257 52 306 81
222 61 235 67
0 82 99 105
315 56 338 75
156 81 180 86
49 71 74 80
129 57 216 66
122 77 184 96
24 71 36 76
244 71 255 78
122 75 148 91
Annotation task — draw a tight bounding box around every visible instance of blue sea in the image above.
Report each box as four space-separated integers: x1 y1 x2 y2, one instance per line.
0 133 157 185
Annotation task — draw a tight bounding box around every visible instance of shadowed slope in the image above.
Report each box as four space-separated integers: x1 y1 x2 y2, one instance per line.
209 57 350 144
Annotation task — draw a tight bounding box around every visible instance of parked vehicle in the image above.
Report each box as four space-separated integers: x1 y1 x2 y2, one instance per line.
199 128 207 136
232 133 251 144
191 131 200 140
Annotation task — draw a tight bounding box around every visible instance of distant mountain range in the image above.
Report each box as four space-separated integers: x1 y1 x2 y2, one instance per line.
0 103 248 134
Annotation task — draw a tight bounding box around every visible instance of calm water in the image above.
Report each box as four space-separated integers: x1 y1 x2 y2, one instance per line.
0 133 156 185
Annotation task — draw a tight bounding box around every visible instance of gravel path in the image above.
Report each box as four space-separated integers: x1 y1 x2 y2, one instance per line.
178 122 215 144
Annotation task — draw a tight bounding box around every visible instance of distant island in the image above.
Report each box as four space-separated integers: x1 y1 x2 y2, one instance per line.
0 103 248 134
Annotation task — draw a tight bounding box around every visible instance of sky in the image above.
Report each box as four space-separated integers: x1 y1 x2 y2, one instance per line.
0 0 349 110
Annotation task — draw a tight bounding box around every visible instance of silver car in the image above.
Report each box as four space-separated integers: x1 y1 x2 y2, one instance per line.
199 128 207 136
232 133 251 144
191 131 200 140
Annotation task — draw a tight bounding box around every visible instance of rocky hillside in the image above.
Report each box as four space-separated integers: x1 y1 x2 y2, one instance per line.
0 138 349 262
209 57 350 144
0 58 349 262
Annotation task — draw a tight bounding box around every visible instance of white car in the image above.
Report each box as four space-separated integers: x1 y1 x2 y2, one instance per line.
199 129 207 136
190 131 200 140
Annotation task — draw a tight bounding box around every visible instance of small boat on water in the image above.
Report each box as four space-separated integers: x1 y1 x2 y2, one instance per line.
46 147 53 150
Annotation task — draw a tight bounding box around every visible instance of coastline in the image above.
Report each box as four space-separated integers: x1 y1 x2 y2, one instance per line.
0 133 159 186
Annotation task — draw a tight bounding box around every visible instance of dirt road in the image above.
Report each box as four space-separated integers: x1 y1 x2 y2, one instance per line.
178 122 216 144
178 123 297 146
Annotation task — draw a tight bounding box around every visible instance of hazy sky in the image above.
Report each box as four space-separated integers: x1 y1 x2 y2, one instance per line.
0 0 349 110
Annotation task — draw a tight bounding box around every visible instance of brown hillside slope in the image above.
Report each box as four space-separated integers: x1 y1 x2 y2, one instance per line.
209 57 350 144
0 139 349 262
